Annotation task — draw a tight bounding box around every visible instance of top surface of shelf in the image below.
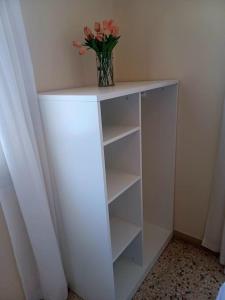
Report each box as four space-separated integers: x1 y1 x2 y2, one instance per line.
39 80 178 102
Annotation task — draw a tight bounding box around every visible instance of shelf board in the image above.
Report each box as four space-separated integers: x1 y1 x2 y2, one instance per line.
114 222 172 300
110 217 141 263
106 170 141 204
39 80 178 101
103 126 140 146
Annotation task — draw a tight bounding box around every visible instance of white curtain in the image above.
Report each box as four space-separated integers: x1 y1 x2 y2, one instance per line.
0 0 68 299
0 145 41 299
202 100 225 266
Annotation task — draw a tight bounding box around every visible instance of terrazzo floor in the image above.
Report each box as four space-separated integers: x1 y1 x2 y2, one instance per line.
68 238 225 300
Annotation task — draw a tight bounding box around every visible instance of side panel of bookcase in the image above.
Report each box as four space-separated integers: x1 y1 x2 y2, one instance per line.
40 99 115 300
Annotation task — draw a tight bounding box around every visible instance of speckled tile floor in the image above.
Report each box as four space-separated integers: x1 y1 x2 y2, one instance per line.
68 238 225 300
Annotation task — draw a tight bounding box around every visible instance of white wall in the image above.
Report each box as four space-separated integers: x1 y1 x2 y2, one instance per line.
20 0 113 92
114 0 225 239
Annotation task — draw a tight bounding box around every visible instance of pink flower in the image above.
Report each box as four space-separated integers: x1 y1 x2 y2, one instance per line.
96 33 103 41
73 19 120 56
72 41 82 48
111 25 119 37
84 26 94 39
94 22 101 33
108 19 114 29
103 19 114 30
79 46 87 55
102 19 119 36
103 28 111 36
102 19 109 30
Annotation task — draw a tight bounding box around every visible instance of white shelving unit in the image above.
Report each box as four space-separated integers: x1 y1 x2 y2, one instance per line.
39 81 178 300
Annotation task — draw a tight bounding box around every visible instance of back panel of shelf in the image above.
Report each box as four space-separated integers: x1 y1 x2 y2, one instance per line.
141 85 178 231
104 132 141 176
100 93 140 146
101 93 140 127
109 181 142 227
109 182 143 265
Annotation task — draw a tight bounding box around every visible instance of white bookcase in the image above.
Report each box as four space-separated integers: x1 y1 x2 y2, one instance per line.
39 81 178 300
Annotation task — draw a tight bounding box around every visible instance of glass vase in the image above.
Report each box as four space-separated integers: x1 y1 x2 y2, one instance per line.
96 52 114 87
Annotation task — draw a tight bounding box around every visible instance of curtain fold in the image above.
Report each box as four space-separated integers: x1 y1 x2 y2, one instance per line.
0 143 41 300
202 99 225 266
0 0 67 299
0 150 42 299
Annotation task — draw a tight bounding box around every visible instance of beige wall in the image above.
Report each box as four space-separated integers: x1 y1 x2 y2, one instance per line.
114 0 225 239
20 0 113 92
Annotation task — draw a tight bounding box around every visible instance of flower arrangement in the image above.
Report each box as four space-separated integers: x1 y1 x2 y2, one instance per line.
73 19 120 87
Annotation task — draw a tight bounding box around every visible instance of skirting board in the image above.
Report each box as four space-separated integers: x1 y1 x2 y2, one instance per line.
173 230 202 247
173 230 220 258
